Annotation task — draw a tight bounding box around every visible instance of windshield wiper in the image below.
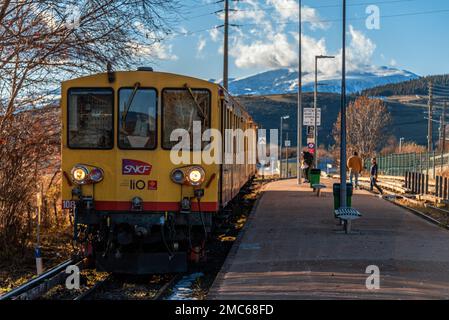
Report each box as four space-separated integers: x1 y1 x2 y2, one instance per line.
121 82 141 128
184 83 207 126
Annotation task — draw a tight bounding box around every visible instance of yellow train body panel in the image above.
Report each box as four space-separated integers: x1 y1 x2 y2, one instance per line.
61 70 255 212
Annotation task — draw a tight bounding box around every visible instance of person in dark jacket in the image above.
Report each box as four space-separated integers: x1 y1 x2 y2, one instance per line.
301 151 314 182
370 157 383 195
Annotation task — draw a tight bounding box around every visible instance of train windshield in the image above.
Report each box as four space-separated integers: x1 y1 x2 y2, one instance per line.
68 88 114 149
162 88 210 149
119 88 157 149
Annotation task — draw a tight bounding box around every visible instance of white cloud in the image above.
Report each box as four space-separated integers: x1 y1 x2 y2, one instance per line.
231 33 297 69
266 0 329 30
197 36 207 58
346 25 376 69
209 28 220 42
129 41 178 61
230 23 377 78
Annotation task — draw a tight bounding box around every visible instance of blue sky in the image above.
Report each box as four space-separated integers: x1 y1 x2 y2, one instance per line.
151 0 449 81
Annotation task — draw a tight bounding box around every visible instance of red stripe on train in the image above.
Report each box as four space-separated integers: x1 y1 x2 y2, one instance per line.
93 201 219 212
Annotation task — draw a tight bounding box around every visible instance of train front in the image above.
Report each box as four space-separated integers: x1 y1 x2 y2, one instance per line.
61 70 220 274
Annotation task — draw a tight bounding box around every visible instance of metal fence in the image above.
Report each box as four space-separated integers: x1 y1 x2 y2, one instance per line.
405 171 449 200
364 151 449 177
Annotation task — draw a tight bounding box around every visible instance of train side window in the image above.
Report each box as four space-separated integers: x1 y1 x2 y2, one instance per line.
68 88 113 149
118 88 157 149
162 88 211 150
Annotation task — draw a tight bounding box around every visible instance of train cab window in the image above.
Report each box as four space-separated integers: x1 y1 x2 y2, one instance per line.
119 88 157 149
162 88 210 150
68 88 113 149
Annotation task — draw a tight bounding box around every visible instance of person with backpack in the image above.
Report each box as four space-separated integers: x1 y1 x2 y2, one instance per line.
301 151 314 183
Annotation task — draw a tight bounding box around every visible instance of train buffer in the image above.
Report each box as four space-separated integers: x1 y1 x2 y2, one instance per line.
312 183 326 197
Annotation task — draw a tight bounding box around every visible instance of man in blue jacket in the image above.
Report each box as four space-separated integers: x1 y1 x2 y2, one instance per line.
370 157 383 195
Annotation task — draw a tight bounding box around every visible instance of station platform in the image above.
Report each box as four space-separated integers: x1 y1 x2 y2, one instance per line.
208 178 449 299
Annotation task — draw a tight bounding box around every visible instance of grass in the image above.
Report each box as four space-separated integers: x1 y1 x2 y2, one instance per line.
0 224 72 295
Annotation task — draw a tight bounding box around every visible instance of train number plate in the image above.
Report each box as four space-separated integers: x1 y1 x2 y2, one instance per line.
62 200 76 209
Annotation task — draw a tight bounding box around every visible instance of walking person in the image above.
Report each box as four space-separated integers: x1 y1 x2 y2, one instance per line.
301 151 314 183
347 151 363 189
370 157 383 195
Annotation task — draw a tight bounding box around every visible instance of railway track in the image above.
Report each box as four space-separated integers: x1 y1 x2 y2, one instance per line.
1 179 262 301
0 258 83 300
357 178 449 229
152 274 183 300
74 273 187 300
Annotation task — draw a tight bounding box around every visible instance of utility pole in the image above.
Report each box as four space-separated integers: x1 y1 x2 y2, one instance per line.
297 0 302 184
340 0 347 209
314 56 318 168
286 132 289 177
223 0 229 90
280 115 289 178
399 137 404 153
441 102 446 173
428 81 433 152
441 102 447 154
280 116 283 178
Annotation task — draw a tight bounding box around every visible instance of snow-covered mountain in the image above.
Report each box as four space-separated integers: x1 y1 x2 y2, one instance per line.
224 66 419 96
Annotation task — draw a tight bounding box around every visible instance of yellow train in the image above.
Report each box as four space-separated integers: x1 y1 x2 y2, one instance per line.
61 68 257 273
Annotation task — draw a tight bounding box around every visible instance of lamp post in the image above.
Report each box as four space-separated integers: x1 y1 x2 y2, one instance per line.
297 0 303 184
399 137 405 153
280 115 290 178
340 0 347 208
314 55 335 168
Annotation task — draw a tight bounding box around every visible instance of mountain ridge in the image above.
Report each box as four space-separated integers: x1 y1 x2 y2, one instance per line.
220 66 419 96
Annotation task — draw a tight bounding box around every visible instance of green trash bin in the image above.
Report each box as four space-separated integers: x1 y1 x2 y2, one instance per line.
333 183 353 210
309 169 321 188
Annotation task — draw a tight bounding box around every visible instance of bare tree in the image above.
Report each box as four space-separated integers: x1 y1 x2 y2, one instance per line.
0 0 179 258
333 96 391 160
1 0 179 118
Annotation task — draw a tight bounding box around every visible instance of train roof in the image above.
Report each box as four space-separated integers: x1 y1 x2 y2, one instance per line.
62 70 218 88
62 69 256 126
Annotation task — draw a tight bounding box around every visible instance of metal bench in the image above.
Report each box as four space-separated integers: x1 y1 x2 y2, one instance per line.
312 183 326 197
334 207 362 234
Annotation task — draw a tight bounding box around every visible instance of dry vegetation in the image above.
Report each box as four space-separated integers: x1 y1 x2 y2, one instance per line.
0 1 178 266
333 96 391 160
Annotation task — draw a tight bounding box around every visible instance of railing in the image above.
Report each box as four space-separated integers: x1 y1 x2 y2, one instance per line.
365 151 449 178
405 171 449 200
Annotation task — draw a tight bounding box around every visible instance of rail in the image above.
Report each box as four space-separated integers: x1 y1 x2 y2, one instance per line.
0 258 82 300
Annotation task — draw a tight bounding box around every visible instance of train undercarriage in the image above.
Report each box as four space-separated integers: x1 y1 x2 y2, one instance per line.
74 204 214 274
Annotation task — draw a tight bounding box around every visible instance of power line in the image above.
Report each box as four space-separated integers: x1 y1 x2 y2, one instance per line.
232 7 449 28
169 26 220 39
174 2 449 38
233 0 418 13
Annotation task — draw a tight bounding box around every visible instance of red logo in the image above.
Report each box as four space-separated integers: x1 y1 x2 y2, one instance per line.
148 180 157 190
122 159 152 175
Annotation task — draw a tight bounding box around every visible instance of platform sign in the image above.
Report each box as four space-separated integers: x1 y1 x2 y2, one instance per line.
306 126 315 138
285 140 291 147
303 108 321 126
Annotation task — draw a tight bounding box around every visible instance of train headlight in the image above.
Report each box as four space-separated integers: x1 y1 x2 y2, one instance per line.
186 167 205 186
89 167 104 183
71 165 89 185
171 169 185 184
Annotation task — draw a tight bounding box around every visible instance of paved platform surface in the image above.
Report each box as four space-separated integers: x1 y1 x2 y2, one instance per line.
208 178 449 300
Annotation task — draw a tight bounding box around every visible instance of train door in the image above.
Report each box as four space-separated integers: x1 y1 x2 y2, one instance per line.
222 103 232 206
